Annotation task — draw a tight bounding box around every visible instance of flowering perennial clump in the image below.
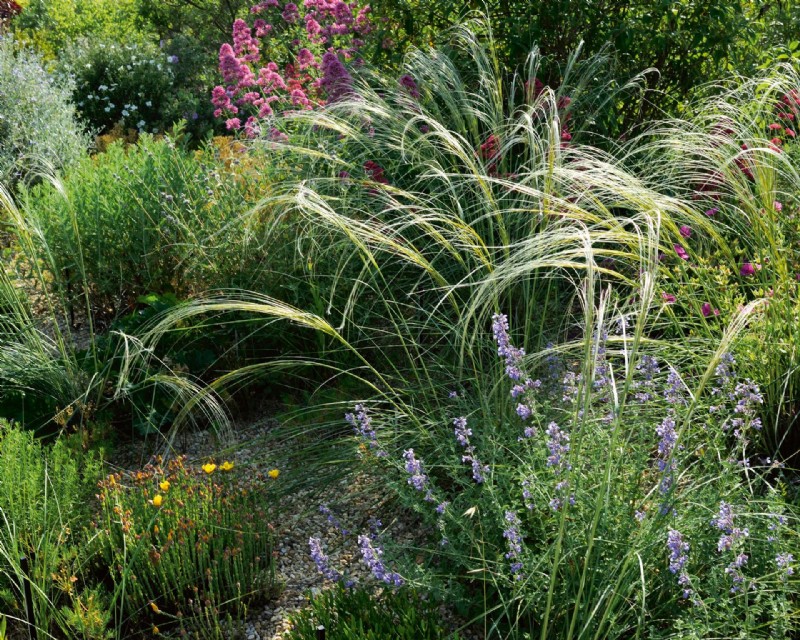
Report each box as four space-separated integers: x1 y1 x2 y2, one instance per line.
212 0 381 136
96 456 274 627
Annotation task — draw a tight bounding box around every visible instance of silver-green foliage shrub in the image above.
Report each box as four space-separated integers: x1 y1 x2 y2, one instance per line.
0 37 89 184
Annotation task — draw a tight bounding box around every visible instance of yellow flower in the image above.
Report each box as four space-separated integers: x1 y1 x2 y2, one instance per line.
153 525 159 534
202 463 217 475
220 460 234 472
268 469 280 479
159 480 170 492
150 602 160 614
151 495 163 507
153 626 159 635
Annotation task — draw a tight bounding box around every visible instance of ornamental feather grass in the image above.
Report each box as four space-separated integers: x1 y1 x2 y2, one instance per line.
135 19 798 638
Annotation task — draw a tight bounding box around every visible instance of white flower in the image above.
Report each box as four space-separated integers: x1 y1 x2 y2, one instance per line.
145 101 152 107
137 120 146 128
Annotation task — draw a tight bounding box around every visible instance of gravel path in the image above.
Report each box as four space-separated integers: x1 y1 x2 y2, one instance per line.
110 412 479 639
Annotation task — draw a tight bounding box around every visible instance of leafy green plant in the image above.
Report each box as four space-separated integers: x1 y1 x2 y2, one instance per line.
20 129 278 321
97 455 276 637
287 585 460 639
13 0 142 59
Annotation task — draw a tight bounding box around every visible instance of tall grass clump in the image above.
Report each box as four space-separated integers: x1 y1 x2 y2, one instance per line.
141 20 799 637
625 64 800 458
0 179 229 437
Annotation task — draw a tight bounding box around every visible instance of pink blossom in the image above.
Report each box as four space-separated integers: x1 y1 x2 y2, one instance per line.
269 127 289 142
226 117 242 130
740 263 756 277
774 201 783 211
282 2 300 23
705 207 718 217
254 19 273 37
305 15 322 37
769 123 783 130
364 160 388 184
479 134 499 161
297 48 316 69
701 303 719 318
232 19 259 57
398 74 420 99
244 116 260 138
679 225 692 238
662 292 677 304
290 88 311 108
674 244 689 261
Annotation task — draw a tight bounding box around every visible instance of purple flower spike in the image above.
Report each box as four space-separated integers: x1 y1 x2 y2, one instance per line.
453 416 489 483
667 529 692 599
403 449 429 493
309 537 342 581
358 535 404 586
492 313 526 381
776 552 794 576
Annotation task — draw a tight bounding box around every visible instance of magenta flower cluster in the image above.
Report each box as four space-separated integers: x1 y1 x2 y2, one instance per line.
212 0 377 136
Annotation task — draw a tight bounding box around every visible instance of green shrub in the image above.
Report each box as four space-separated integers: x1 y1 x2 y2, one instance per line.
59 37 218 138
58 39 180 135
287 585 460 639
21 130 280 319
97 456 276 636
0 37 89 184
13 0 142 59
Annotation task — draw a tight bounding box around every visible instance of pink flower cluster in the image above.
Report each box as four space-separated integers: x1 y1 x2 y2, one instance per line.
212 0 377 137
